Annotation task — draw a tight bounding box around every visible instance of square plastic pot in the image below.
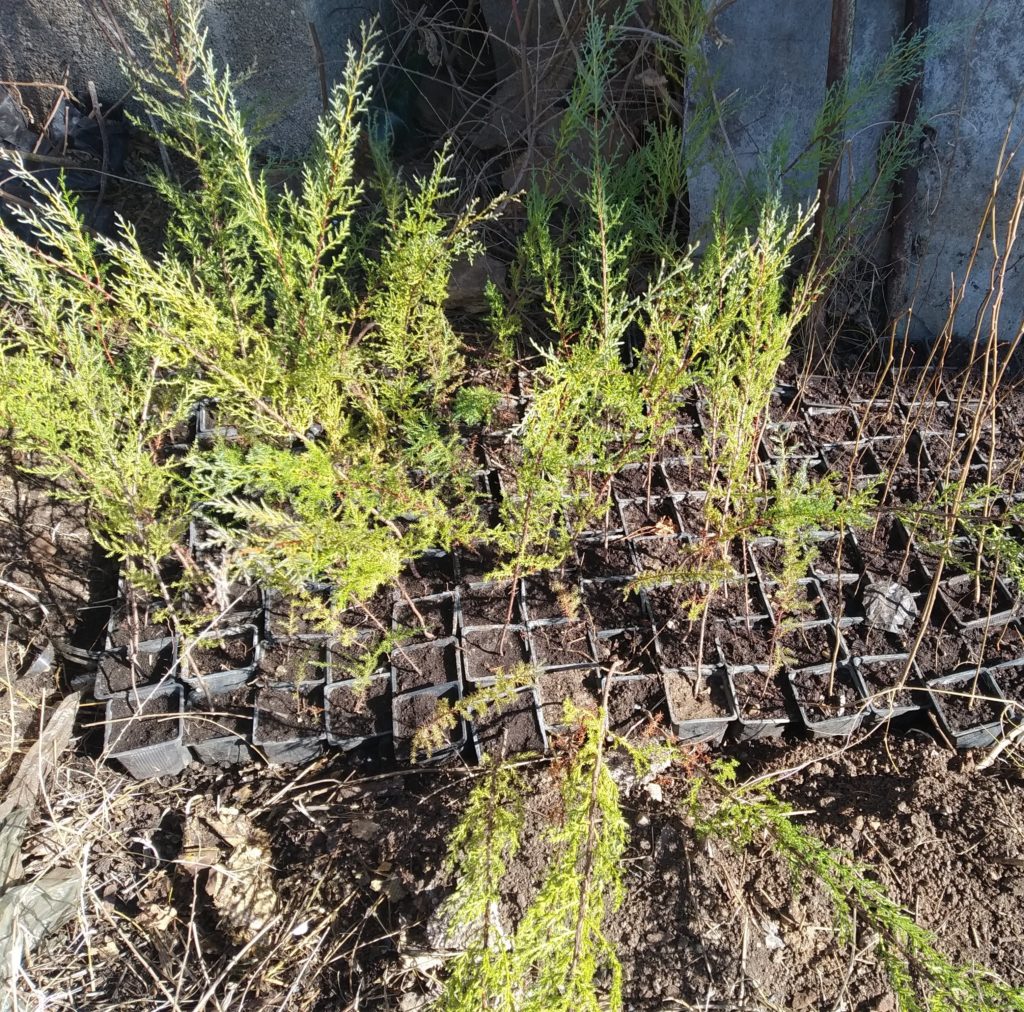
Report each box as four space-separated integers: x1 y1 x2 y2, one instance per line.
94 639 173 700
663 667 736 745
393 681 466 762
469 686 547 762
938 573 1017 631
724 667 792 741
579 577 647 636
778 622 849 677
324 673 391 750
603 672 669 737
105 683 189 779
262 588 332 642
252 680 325 765
922 669 1009 750
184 668 253 765
787 664 869 739
180 624 258 690
392 592 457 645
529 619 599 670
325 629 388 686
459 625 531 687
391 637 460 694
458 580 523 630
854 657 922 723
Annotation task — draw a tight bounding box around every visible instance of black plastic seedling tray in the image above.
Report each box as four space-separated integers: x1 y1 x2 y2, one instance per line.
184 667 253 765
105 682 189 779
252 680 325 765
922 669 1009 750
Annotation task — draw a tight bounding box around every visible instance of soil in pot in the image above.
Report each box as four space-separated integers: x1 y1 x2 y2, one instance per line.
522 571 581 621
607 676 667 735
858 516 916 582
460 581 519 629
717 619 776 669
761 579 832 624
778 624 838 670
456 543 500 582
581 579 644 632
397 552 457 599
108 690 180 753
328 629 385 680
932 675 1004 734
336 590 392 634
790 667 863 721
730 669 789 721
941 574 1015 627
97 649 161 695
993 664 1024 713
631 536 689 575
473 690 543 758
652 616 719 669
258 640 325 682
393 595 455 642
531 621 595 668
812 531 863 582
109 613 168 648
255 684 323 742
660 455 711 495
672 494 708 538
857 660 916 711
327 678 390 740
392 642 458 693
184 632 255 678
762 421 815 458
577 538 636 579
461 627 529 683
619 497 679 537
185 684 252 744
595 627 659 674
841 621 908 660
393 687 460 753
264 591 328 639
804 408 861 445
664 670 732 722
817 580 865 624
915 620 1024 680
612 461 667 499
537 668 600 726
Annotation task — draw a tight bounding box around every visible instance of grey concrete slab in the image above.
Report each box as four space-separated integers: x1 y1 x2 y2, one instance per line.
0 0 385 153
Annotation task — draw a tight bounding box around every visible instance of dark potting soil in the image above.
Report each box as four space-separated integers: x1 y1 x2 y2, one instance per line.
110 616 168 648
653 617 720 668
730 669 789 720
618 497 679 537
817 579 865 624
393 688 459 751
108 689 180 752
664 670 732 722
264 591 326 639
530 621 595 668
811 531 863 581
631 536 689 574
185 632 254 677
941 574 1014 626
397 552 457 599
459 581 519 628
607 676 667 734
576 538 636 578
671 493 708 539
255 684 323 742
97 650 159 695
659 421 703 457
716 618 776 669
841 621 908 661
778 623 838 670
595 627 659 674
804 407 861 444
915 620 1024 680
761 579 831 624
522 570 581 621
473 690 543 758
456 543 500 582
327 678 390 740
660 454 711 495
392 642 457 692
992 664 1024 712
460 626 529 683
933 675 1004 732
336 590 392 634
328 629 385 680
185 684 252 743
537 668 600 725
581 579 644 632
857 660 916 709
858 516 915 581
258 640 325 682
822 441 883 482
790 667 863 720
612 461 667 499
393 595 455 642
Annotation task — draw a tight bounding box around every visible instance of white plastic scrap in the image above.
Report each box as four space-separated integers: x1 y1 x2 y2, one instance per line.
863 579 918 634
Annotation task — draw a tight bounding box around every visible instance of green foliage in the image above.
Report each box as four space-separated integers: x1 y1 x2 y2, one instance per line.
434 703 637 1012
688 760 1024 1011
